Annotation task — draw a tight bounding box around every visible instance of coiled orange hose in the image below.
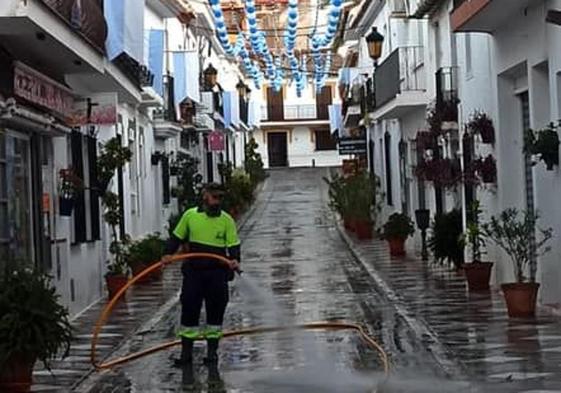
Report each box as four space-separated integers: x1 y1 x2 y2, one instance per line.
90 253 390 377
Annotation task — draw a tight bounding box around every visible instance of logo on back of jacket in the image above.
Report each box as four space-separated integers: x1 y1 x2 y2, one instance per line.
216 231 226 242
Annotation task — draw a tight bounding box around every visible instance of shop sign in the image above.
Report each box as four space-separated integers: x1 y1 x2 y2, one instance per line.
13 62 74 118
68 93 118 126
209 131 225 151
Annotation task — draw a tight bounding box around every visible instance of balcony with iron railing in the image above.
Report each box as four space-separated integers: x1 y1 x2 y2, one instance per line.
372 46 428 119
451 0 532 32
261 103 330 122
153 75 182 139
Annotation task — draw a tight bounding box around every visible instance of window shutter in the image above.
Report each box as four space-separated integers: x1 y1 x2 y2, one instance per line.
87 135 101 241
71 130 86 243
162 155 171 204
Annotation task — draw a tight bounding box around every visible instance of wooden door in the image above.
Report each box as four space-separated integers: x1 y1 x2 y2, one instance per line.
267 132 288 167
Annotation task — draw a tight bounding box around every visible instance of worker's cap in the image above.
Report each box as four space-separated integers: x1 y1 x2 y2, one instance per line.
203 183 226 196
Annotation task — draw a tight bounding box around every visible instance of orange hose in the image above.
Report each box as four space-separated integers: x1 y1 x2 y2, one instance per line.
90 253 233 368
90 254 390 377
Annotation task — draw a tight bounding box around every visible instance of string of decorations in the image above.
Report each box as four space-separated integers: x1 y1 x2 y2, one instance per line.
206 0 341 93
284 0 304 96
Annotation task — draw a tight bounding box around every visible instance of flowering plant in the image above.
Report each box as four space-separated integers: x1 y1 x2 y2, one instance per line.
59 169 82 199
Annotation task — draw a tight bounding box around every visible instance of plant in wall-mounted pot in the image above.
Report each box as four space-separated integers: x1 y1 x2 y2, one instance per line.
0 263 72 392
524 123 560 171
467 111 495 144
415 130 438 151
475 154 497 184
462 201 494 291
151 151 164 166
381 213 415 257
58 168 82 217
482 208 553 318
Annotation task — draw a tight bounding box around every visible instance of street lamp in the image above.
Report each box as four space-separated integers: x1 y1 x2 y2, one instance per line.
365 27 384 66
236 80 246 99
203 63 218 90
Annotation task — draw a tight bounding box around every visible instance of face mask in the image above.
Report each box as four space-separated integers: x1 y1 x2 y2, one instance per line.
206 204 221 217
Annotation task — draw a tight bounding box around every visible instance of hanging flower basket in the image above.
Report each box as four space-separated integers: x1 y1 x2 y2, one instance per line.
59 197 75 217
415 158 462 188
524 123 560 171
415 131 437 151
467 111 495 144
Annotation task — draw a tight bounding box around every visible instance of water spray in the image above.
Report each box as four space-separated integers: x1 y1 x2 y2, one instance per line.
89 253 390 388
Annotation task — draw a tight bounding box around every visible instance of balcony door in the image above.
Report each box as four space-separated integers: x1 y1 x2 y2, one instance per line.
316 86 332 120
267 87 284 121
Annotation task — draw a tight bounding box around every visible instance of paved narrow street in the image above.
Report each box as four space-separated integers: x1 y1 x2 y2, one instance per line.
76 168 460 393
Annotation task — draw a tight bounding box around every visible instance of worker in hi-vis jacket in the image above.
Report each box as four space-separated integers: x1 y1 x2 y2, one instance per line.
163 183 241 366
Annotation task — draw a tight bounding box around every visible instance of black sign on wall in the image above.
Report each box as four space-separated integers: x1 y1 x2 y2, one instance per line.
338 137 367 155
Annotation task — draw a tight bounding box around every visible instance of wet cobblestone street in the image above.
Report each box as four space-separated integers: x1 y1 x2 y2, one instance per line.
63 168 561 393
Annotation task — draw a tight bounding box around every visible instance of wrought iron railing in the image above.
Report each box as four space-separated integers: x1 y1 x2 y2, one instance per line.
154 75 177 122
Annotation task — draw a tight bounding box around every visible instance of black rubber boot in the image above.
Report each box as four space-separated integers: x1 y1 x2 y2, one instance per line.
203 339 219 365
174 337 194 367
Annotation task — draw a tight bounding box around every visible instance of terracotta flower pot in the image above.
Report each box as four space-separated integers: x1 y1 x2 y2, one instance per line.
149 264 163 280
387 237 406 257
0 354 35 392
464 262 493 291
131 264 151 284
59 197 75 217
502 282 540 318
354 220 373 240
106 274 128 299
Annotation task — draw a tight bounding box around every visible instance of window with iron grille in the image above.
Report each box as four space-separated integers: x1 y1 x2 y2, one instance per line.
315 130 337 151
70 131 101 244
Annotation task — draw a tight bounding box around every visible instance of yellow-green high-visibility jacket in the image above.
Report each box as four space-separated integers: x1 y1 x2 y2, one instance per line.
170 207 241 269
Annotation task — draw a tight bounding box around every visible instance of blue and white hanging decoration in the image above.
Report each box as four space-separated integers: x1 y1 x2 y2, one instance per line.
207 0 340 93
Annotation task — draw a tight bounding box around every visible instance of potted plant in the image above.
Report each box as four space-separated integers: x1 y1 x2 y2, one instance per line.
97 137 132 193
381 213 415 257
102 191 130 298
346 172 378 240
415 130 438 151
128 234 166 282
415 158 462 188
467 111 495 144
244 138 267 187
462 201 494 291
325 173 353 231
524 123 560 171
473 154 497 184
97 137 132 298
0 263 72 392
482 208 553 318
428 209 465 270
58 168 82 217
